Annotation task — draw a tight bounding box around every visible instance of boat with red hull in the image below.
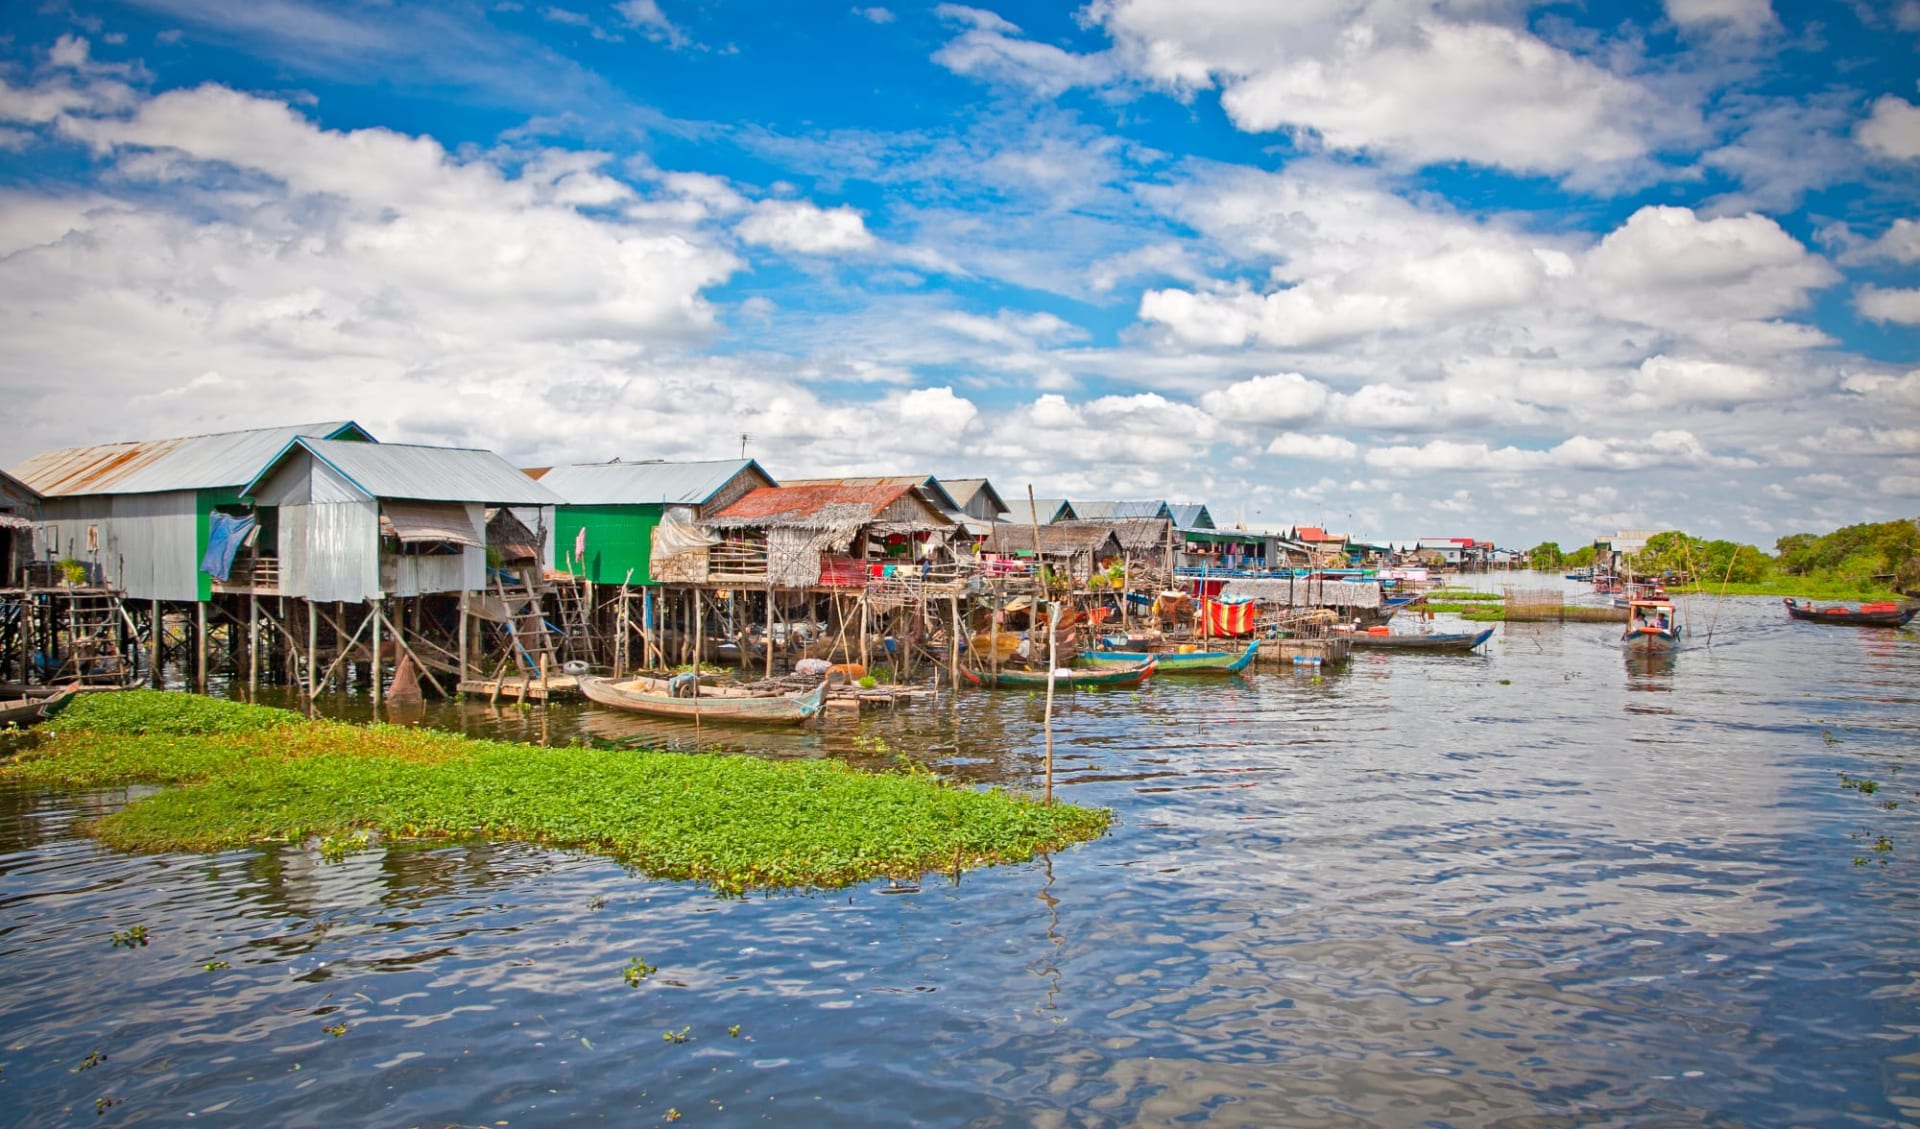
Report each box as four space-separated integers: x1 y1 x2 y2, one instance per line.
1783 599 1917 628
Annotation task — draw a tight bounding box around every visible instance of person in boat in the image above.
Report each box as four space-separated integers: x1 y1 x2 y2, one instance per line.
1655 611 1670 631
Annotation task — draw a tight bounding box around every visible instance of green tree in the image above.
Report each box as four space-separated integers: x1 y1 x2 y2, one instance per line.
1526 541 1564 569
1563 544 1597 568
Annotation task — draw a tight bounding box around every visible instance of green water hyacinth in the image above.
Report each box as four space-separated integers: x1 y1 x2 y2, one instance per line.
5 692 1110 896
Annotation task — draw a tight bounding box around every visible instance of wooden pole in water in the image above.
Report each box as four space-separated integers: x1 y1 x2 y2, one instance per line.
693 588 704 672
458 588 470 685
765 582 776 679
371 597 383 705
306 600 317 696
248 592 259 695
948 591 960 688
1029 485 1055 805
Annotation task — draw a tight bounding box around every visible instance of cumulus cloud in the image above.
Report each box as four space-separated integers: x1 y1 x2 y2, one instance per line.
1365 430 1739 474
735 199 879 254
1199 372 1332 426
1087 1 1686 179
615 0 690 48
1855 285 1920 325
1266 432 1358 460
1628 355 1781 408
1857 96 1920 161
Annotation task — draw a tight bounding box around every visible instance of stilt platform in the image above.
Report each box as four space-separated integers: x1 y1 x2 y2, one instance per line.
825 685 934 711
1258 637 1350 666
457 675 581 701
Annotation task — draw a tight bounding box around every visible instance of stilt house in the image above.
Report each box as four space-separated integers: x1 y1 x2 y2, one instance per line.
700 482 957 588
242 437 562 601
1 470 40 587
528 458 775 585
8 421 374 600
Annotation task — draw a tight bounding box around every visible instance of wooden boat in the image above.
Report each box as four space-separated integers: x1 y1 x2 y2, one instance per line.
1783 598 1916 627
961 658 1157 689
1078 640 1257 673
0 687 77 729
1621 598 1682 653
576 675 828 724
1348 628 1494 652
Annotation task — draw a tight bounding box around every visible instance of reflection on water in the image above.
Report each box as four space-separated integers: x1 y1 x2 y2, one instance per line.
3 588 1918 1127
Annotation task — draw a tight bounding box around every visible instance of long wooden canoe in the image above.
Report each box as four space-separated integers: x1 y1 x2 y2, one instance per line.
0 688 77 729
1077 639 1257 673
961 659 1157 689
1783 598 1917 627
1348 628 1494 652
577 675 828 724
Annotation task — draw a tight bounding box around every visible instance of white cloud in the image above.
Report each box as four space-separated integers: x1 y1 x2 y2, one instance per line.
735 199 879 255
1857 96 1920 161
1365 430 1738 474
1855 285 1920 325
893 385 979 436
1199 372 1331 426
932 5 1117 97
614 0 690 48
1088 2 1685 179
1664 0 1776 33
1629 355 1780 408
1266 432 1357 460
854 7 896 24
1840 369 1920 406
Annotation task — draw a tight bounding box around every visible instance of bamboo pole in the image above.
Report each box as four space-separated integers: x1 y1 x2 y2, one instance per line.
765 582 776 679
1030 485 1056 804
195 600 208 690
948 592 960 688
305 601 318 696
458 589 470 683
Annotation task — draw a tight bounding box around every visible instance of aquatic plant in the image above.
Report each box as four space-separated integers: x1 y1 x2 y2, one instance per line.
624 957 657 986
662 1026 691 1044
6 694 1110 896
109 925 148 949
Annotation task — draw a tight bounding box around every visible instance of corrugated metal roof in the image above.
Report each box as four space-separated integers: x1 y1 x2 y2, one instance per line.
782 475 960 514
1074 499 1172 521
537 459 773 506
706 483 951 529
258 438 564 505
1005 498 1075 524
0 468 41 507
1168 503 1214 530
932 477 1010 516
10 421 370 497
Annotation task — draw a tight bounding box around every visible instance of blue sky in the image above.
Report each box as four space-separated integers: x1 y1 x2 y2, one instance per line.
1 0 1916 548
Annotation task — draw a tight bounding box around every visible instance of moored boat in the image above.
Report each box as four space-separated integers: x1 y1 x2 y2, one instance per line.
1621 598 1682 653
1077 640 1256 673
577 674 828 724
962 659 1157 689
1783 598 1917 628
0 687 77 729
1348 628 1494 653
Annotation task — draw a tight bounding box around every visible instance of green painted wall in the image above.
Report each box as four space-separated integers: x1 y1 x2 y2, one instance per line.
196 488 245 600
552 504 662 586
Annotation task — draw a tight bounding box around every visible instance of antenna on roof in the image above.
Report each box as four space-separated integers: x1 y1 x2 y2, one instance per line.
740 433 751 458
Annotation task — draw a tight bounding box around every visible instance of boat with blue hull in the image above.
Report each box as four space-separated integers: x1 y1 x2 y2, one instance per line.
1079 639 1258 673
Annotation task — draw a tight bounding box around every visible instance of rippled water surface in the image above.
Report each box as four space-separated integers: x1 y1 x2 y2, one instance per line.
4 587 1918 1126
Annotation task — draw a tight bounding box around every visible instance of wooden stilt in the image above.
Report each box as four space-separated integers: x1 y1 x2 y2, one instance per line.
458 589 470 684
764 584 776 679
195 600 208 691
248 592 259 695
150 598 162 688
306 601 318 697
371 597 383 705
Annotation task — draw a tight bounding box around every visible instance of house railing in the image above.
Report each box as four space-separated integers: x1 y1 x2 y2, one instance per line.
212 556 281 593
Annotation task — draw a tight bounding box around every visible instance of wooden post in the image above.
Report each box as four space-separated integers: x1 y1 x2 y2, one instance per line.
371 597 383 705
150 598 162 687
458 588 470 684
948 592 960 688
305 600 317 695
1044 588 1057 806
765 583 776 679
195 600 208 691
693 589 704 672
248 592 259 695
859 594 871 673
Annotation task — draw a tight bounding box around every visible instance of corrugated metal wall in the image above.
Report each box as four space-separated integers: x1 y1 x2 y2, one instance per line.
301 501 380 602
384 505 485 596
34 492 199 600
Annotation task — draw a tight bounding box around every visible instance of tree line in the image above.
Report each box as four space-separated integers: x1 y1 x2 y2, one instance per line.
1522 519 1920 592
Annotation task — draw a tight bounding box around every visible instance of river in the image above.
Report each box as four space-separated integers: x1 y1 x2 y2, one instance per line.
2 581 1916 1126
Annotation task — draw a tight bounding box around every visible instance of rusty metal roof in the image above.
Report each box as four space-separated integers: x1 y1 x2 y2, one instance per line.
780 475 961 514
538 459 774 506
10 421 371 497
705 483 953 530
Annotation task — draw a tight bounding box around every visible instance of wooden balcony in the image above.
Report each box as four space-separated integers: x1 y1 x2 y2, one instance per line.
212 557 280 594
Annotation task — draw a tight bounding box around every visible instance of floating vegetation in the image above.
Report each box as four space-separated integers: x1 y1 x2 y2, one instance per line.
728 1025 741 1038
4 692 1109 896
110 925 148 949
75 1051 106 1072
662 1026 691 1044
323 1023 347 1038
624 957 657 986
586 895 607 910
95 1095 117 1115
203 960 230 972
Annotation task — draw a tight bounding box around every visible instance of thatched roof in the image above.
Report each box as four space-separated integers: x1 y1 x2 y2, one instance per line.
984 522 1122 558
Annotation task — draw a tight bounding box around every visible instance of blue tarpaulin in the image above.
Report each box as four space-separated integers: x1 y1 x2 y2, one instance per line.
199 513 256 581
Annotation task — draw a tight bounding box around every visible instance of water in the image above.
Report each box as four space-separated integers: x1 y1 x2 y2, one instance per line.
3 587 1917 1126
